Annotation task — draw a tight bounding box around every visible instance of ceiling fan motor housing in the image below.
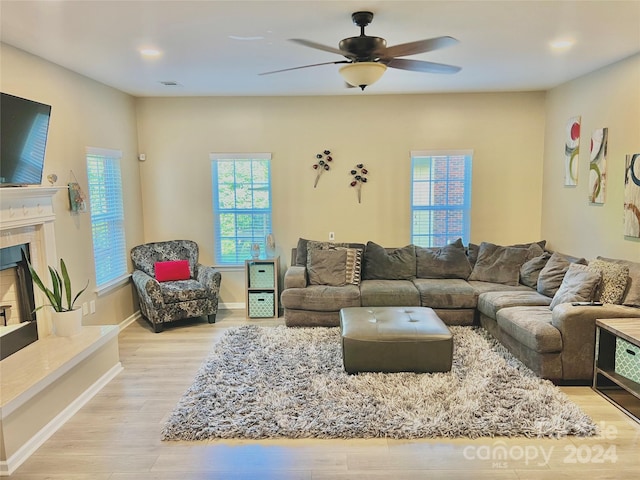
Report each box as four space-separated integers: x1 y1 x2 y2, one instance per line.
340 11 386 62
339 36 387 61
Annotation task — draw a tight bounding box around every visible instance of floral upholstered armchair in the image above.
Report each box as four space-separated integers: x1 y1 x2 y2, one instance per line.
130 240 222 333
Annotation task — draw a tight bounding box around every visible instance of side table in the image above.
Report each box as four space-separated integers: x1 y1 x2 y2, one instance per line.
593 317 640 422
244 257 279 318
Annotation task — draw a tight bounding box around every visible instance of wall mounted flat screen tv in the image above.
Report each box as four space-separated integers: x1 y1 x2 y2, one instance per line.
0 92 52 187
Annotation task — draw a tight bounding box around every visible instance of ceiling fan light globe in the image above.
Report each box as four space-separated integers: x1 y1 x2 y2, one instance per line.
339 62 387 89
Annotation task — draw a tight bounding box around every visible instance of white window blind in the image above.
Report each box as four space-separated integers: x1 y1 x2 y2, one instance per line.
211 153 272 265
411 150 473 247
86 147 128 289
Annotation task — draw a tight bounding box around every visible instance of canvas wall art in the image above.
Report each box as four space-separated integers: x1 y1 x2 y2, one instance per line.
624 153 640 238
589 127 608 204
564 116 581 186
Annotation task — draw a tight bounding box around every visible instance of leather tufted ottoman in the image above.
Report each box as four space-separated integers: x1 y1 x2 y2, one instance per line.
339 306 453 373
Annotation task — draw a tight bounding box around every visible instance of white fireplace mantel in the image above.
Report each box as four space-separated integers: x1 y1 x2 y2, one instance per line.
0 186 66 230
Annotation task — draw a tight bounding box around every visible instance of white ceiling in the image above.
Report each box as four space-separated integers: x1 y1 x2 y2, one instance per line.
1 0 639 97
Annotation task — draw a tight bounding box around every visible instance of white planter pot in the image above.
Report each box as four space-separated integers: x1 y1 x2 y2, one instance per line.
51 308 83 337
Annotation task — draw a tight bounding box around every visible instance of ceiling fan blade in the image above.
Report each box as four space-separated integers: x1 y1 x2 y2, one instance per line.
289 39 352 57
386 58 461 74
378 36 459 58
259 60 350 76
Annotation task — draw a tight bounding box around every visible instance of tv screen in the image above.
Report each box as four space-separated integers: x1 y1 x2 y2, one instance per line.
0 93 51 186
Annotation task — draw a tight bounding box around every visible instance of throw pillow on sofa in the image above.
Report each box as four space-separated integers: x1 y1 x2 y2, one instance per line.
297 238 347 266
549 263 602 310
341 247 363 286
362 242 416 280
596 256 640 307
416 238 472 279
587 259 629 304
520 252 552 288
307 248 348 286
304 240 364 286
467 242 530 286
537 252 587 297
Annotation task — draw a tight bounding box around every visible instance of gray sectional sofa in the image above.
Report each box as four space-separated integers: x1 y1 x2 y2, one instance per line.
280 238 640 383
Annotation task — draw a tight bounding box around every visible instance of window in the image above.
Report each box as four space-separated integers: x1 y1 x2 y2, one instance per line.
86 147 128 290
211 153 272 265
411 150 472 247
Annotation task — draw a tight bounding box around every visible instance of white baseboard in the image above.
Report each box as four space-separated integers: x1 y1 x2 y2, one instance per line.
119 310 142 331
219 302 244 310
0 362 123 476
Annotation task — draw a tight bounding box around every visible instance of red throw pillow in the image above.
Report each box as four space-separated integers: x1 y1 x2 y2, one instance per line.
155 260 190 282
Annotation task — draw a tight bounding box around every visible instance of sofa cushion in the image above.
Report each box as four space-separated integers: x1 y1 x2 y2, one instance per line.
587 259 630 304
360 280 420 307
496 306 563 353
549 263 602 310
597 256 640 307
280 284 361 311
467 243 479 267
412 278 477 309
468 280 533 295
468 242 529 286
362 242 416 280
511 240 547 253
520 252 552 288
307 248 347 286
537 252 587 297
478 290 552 318
295 238 365 267
415 239 472 279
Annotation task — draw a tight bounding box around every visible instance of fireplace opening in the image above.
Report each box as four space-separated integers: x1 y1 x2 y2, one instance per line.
0 243 38 360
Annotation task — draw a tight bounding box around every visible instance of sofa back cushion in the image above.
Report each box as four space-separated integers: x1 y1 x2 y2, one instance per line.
537 252 587 297
596 256 640 307
549 263 602 310
362 242 416 280
520 252 552 288
307 248 348 286
415 239 472 279
467 242 529 286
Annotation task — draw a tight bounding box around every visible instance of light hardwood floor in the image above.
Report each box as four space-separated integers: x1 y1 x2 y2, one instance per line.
10 310 640 479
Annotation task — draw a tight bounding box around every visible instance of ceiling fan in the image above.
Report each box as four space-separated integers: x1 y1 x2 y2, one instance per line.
260 11 461 90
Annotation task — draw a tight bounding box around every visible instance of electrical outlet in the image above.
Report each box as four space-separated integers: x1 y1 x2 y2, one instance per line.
90 300 96 314
329 232 335 241
82 302 89 316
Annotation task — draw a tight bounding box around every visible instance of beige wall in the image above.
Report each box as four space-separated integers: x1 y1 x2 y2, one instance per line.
1 44 145 325
1 40 635 320
136 92 546 306
542 53 640 261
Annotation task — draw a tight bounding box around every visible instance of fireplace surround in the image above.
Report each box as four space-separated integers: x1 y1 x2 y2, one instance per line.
0 186 122 475
0 186 63 353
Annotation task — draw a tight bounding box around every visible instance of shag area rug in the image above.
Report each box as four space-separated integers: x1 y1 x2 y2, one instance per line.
162 325 597 440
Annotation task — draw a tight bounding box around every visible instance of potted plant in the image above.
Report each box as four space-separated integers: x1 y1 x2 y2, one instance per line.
26 256 89 337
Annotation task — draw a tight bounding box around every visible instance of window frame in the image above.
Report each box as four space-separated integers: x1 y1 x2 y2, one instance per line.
210 152 272 266
410 149 473 247
86 146 129 294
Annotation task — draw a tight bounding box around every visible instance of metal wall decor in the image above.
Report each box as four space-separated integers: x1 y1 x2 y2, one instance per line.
350 164 368 203
312 149 333 187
